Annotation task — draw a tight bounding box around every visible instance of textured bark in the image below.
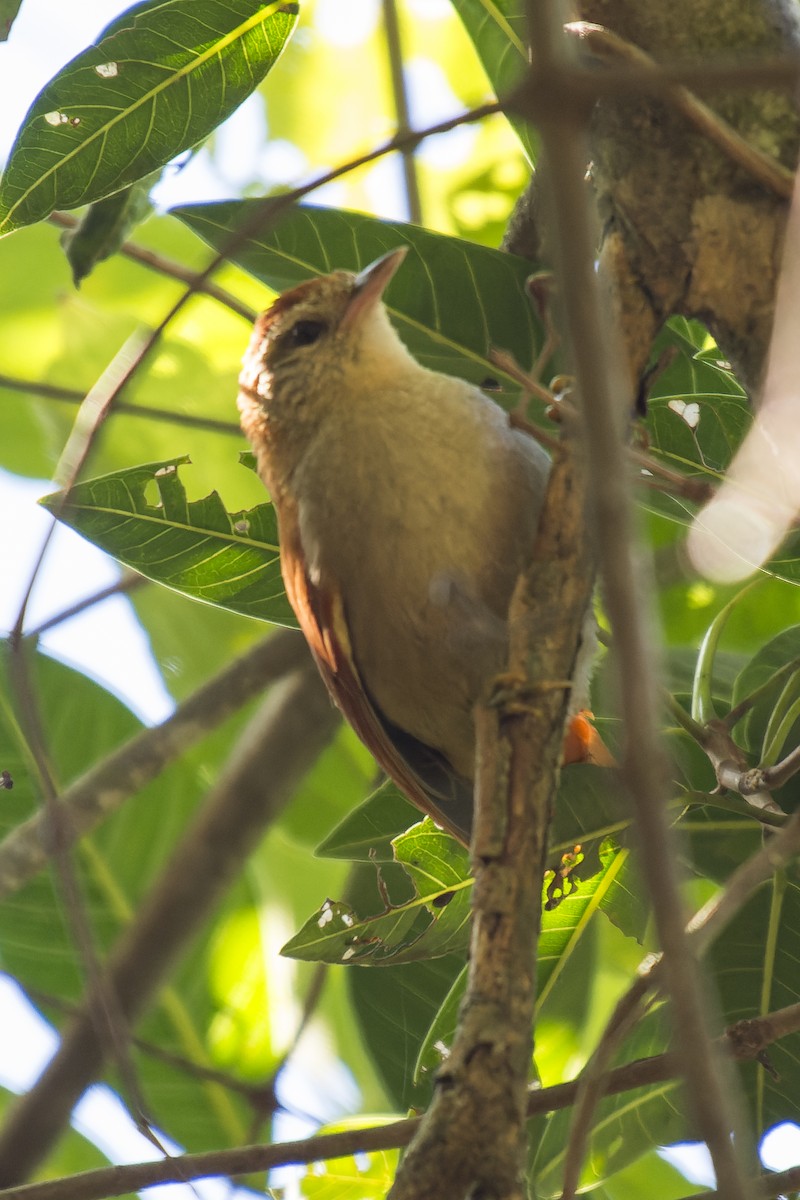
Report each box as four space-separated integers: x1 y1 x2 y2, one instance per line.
581 0 800 390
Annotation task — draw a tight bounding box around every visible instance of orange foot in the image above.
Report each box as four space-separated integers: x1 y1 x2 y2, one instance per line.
562 710 615 767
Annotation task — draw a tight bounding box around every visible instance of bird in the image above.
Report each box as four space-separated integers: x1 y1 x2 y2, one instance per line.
237 246 603 846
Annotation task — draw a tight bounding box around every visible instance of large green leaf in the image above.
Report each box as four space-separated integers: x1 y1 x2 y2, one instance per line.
640 322 800 585
729 625 800 765
172 201 545 389
0 0 298 236
348 955 465 1109
40 457 294 625
709 877 800 1137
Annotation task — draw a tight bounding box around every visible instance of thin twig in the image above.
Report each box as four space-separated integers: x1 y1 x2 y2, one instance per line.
381 0 422 224
47 212 258 323
0 372 242 435
507 52 800 113
6 332 172 1157
24 572 146 639
1 999 798 1200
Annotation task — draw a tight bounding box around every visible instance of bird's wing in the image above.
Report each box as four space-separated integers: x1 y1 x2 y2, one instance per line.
278 499 474 846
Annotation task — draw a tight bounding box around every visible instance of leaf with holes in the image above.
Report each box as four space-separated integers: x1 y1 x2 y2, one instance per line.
281 822 473 965
413 837 638 1083
173 200 546 391
39 457 295 624
0 0 298 236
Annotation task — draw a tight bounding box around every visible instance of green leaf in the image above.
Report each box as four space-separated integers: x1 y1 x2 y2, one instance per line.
316 781 421 862
708 874 800 1138
0 0 299 236
349 956 465 1108
414 838 639 1083
643 320 748 510
297 1117 400 1198
282 821 473 965
640 324 800 585
172 201 545 390
39 458 295 625
449 1 535 160
61 176 156 285
730 626 800 764
0 645 252 1152
532 1008 684 1195
590 1149 697 1200
0 0 22 41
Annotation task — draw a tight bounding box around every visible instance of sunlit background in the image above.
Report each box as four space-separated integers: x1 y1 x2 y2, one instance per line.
0 0 797 1192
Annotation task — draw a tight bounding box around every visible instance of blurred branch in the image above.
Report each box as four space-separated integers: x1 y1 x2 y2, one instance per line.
0 373 242 435
24 571 147 638
5 333 176 1157
564 806 800 1185
381 0 422 224
47 212 258 323
519 3 753 1197
685 1166 800 1199
0 659 340 1185
3 999 800 1200
0 629 309 900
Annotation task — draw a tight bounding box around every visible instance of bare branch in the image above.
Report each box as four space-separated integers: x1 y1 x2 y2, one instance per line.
24 572 146 638
381 0 422 224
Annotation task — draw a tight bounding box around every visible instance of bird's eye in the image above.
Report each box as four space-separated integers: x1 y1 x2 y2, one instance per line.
289 319 327 347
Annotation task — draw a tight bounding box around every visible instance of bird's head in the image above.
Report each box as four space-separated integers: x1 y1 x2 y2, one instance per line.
238 247 410 426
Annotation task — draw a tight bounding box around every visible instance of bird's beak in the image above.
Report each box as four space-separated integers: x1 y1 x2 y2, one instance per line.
340 246 408 331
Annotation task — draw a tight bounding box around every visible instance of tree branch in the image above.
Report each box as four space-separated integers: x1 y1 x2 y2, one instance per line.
47 212 258 323
0 372 242 436
0 660 340 1185
0 630 309 901
518 3 755 1197
1 1000 798 1200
